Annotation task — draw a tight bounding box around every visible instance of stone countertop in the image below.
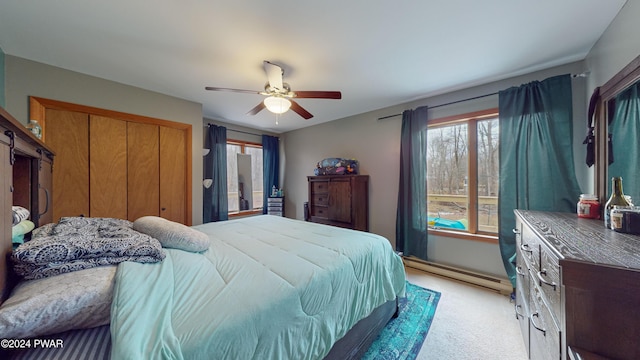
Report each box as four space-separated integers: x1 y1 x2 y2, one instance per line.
515 210 640 269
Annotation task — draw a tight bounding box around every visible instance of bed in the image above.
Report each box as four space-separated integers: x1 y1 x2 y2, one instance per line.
0 215 406 359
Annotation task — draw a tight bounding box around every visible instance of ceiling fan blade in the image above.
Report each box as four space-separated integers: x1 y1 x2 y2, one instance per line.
290 100 313 120
294 91 342 99
205 86 261 95
247 102 266 116
263 61 284 91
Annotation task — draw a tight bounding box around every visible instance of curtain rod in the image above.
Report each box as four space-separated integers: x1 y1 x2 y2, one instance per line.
206 123 277 138
377 72 589 121
377 92 498 120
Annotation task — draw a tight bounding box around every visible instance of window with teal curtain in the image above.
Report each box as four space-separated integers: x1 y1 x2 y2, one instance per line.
203 125 228 222
608 80 640 206
262 135 279 214
498 74 582 287
396 106 429 260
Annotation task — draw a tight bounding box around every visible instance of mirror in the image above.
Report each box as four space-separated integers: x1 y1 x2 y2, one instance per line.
237 153 252 211
595 54 640 204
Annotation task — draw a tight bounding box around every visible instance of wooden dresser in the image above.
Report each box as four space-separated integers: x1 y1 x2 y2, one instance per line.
1 106 54 300
307 175 368 231
514 210 640 360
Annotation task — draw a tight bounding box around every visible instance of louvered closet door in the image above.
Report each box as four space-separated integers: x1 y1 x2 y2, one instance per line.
0 136 12 298
46 109 89 221
127 122 160 221
90 115 127 219
159 126 187 224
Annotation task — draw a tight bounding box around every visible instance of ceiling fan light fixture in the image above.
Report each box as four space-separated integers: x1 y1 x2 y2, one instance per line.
263 96 291 114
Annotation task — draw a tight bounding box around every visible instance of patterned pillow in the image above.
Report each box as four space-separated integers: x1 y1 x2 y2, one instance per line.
0 265 117 339
31 223 56 238
133 216 210 252
12 217 165 279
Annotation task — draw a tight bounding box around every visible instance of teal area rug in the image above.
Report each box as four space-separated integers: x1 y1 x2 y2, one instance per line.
363 281 441 360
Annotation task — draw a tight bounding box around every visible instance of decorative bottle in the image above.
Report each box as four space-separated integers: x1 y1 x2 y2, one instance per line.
604 177 630 228
26 119 42 139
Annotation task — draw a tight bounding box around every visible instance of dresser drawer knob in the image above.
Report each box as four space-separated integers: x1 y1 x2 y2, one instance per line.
530 312 546 335
515 265 526 277
512 228 520 234
520 243 533 253
515 304 526 320
537 269 557 290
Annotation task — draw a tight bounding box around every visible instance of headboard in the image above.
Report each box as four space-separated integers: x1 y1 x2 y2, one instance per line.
0 106 55 301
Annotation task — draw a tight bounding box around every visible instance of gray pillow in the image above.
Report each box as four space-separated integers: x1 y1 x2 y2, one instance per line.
133 216 210 252
0 265 117 339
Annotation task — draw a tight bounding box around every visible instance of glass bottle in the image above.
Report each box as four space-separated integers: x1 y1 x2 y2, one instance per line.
26 119 42 139
604 177 630 229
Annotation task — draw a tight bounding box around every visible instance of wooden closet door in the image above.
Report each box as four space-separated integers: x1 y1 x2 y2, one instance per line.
159 126 186 224
127 122 159 221
45 109 89 221
0 136 12 300
90 115 127 219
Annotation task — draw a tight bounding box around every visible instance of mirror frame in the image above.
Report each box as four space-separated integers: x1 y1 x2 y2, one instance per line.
595 54 640 203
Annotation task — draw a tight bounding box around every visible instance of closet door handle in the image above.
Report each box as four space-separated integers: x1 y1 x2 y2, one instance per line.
530 312 546 335
39 187 50 217
537 269 557 290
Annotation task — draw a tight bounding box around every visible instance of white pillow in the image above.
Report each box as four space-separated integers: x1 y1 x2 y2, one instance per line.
133 216 210 252
0 265 117 339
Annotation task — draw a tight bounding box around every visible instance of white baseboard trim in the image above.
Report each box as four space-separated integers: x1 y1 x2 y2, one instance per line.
403 257 513 295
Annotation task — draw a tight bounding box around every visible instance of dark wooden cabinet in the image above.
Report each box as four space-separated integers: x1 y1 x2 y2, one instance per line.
515 210 640 360
1 106 54 300
307 175 368 231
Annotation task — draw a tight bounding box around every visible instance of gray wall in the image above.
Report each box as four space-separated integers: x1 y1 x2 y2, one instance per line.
586 0 640 96
282 61 588 279
0 46 5 108
4 56 205 225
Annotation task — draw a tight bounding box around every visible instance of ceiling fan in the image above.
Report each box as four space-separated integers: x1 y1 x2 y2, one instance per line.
205 61 342 120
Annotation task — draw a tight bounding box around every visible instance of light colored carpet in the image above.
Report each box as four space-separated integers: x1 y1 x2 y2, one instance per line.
405 266 528 360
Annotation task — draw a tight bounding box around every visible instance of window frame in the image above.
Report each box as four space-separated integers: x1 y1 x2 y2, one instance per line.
427 108 499 244
226 139 264 218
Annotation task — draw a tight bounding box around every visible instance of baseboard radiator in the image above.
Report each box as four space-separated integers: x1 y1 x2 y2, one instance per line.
403 257 513 295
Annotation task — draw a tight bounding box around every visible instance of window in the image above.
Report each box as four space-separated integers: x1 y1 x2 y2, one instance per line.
226 140 263 214
427 109 499 237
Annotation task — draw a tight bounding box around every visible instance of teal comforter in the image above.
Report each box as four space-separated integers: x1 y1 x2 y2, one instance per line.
110 215 406 360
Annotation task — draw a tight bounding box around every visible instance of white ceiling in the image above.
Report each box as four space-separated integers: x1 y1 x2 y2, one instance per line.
0 0 627 133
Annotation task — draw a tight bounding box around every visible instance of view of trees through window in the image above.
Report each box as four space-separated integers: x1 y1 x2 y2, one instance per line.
226 142 263 213
427 114 499 234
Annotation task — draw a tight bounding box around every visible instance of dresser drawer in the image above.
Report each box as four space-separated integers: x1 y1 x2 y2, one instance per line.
538 242 561 322
520 222 540 269
311 181 329 193
312 194 329 206
311 206 329 219
530 281 561 360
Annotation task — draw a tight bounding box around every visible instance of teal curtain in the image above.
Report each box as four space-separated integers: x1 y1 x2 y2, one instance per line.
203 125 228 222
608 80 640 205
498 74 582 287
396 106 428 260
262 135 279 214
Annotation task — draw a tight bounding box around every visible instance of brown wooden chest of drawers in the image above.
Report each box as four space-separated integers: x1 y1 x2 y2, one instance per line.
307 175 368 231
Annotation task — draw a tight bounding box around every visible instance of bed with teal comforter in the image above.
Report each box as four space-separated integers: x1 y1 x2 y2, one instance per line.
110 215 406 359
